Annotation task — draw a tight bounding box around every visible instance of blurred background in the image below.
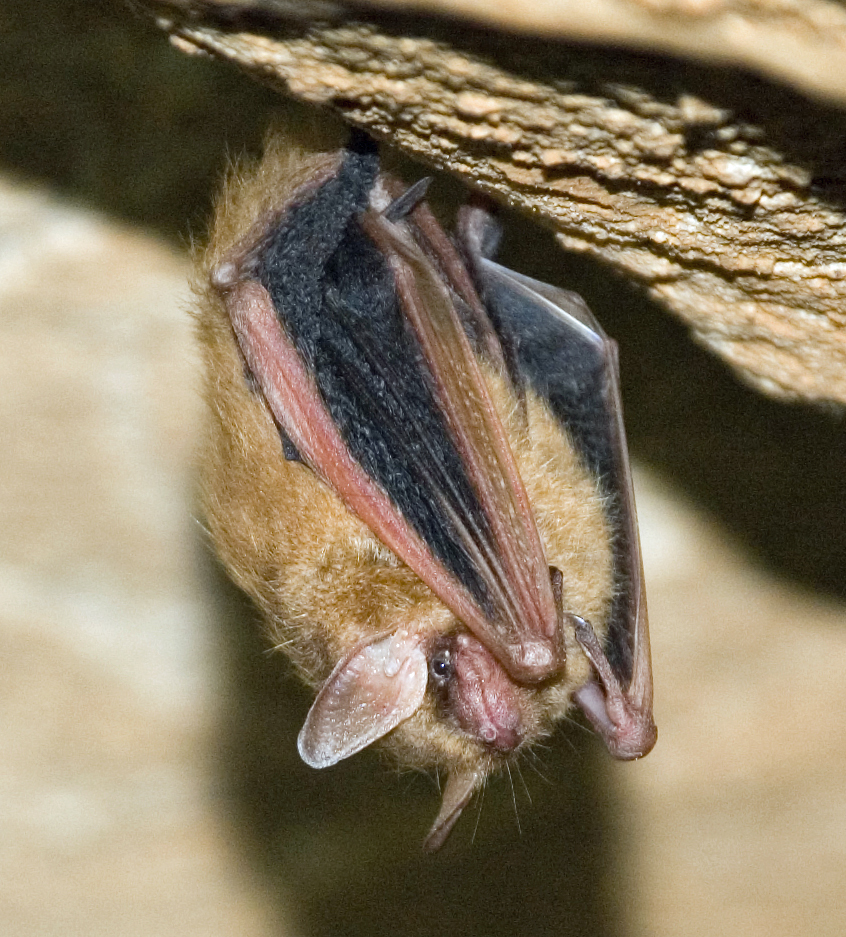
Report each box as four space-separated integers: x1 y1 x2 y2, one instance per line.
1 1 845 935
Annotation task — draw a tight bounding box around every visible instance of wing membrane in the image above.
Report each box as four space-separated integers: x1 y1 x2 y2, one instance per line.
472 258 652 732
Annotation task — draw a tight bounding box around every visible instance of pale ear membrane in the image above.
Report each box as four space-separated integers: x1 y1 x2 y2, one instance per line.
423 768 481 853
297 629 428 768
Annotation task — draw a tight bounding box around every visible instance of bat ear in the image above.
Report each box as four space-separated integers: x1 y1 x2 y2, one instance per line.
297 629 428 768
423 767 481 852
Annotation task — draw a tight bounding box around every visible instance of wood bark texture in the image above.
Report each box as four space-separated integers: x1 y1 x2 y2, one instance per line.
145 0 846 404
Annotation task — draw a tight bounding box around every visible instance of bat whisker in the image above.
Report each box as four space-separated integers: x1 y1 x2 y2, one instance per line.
190 515 213 540
523 752 553 786
506 763 521 838
399 771 422 796
561 712 596 738
471 777 486 846
514 760 532 805
263 637 297 654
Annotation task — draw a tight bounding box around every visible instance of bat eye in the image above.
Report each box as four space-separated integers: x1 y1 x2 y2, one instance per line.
428 647 453 689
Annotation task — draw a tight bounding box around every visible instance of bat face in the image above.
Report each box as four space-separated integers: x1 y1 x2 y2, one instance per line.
195 128 655 850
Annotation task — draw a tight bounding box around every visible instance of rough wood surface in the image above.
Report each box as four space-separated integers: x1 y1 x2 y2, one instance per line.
146 0 846 404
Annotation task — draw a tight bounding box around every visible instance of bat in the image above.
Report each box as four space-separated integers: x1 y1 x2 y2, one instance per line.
195 127 656 851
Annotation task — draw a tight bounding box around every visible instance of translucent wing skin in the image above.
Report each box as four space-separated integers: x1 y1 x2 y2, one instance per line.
461 211 655 759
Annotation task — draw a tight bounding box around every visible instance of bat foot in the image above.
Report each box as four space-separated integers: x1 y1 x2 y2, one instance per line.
571 617 657 760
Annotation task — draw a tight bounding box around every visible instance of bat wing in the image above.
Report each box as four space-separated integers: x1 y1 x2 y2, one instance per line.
360 213 562 682
468 256 656 759
223 143 562 688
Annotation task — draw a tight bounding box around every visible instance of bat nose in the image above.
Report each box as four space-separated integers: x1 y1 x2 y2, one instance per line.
452 634 525 752
479 719 522 753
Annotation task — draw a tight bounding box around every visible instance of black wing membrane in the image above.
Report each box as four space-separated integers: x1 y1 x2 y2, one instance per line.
470 259 645 687
257 148 493 612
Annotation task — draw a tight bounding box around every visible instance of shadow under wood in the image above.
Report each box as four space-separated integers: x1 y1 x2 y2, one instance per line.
201 550 616 937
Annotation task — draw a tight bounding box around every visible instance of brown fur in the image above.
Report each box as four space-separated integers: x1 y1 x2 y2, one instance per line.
193 126 613 778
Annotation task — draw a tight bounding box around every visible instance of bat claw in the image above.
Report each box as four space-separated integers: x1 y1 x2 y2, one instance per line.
382 177 432 222
572 616 657 760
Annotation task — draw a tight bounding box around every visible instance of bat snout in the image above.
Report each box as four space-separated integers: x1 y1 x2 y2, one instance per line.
449 633 525 754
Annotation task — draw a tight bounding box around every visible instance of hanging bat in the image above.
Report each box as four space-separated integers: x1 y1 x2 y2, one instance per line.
195 127 655 852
